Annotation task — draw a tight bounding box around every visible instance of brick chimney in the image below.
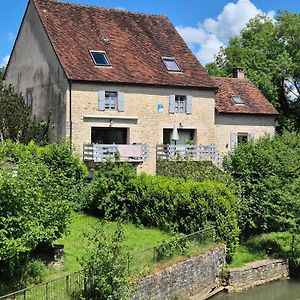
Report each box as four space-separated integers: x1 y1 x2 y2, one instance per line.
232 67 245 79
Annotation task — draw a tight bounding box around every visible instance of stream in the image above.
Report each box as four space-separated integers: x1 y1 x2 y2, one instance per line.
212 279 300 300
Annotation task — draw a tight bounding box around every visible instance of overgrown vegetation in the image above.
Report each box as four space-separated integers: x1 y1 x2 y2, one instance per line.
0 85 49 144
0 142 87 290
84 162 239 258
81 223 133 300
224 131 300 237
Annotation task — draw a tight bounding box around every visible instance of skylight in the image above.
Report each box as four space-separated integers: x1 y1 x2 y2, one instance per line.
90 50 111 66
161 57 181 72
232 96 244 105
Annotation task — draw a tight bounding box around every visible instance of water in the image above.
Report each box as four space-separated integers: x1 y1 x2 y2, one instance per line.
212 280 300 300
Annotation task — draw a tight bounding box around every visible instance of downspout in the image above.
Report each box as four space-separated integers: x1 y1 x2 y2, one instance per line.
69 80 72 145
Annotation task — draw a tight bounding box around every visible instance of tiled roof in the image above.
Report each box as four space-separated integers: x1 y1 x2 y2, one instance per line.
214 77 278 115
32 0 216 89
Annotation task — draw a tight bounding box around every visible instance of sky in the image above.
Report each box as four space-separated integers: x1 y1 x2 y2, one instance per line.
1 0 300 67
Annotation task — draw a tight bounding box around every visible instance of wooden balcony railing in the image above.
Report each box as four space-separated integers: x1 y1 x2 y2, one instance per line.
83 144 149 163
156 144 221 165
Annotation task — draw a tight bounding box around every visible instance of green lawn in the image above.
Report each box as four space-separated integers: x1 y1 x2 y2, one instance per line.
229 245 267 268
46 213 174 280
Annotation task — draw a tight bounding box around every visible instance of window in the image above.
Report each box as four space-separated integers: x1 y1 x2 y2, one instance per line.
105 92 118 110
237 132 249 144
90 50 111 66
232 95 244 105
175 95 187 113
169 95 192 114
26 89 33 108
98 91 125 112
161 57 181 72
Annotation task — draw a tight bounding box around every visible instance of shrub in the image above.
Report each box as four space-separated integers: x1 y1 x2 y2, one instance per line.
85 161 136 217
81 223 132 300
0 159 73 282
224 131 300 237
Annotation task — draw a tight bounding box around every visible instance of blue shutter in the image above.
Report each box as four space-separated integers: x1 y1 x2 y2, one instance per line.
169 95 176 113
230 132 237 151
186 95 192 114
117 92 125 112
98 91 105 111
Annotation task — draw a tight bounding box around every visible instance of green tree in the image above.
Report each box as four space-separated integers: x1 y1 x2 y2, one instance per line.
0 68 4 87
0 85 49 144
206 12 300 131
224 132 300 238
81 223 132 300
0 159 73 282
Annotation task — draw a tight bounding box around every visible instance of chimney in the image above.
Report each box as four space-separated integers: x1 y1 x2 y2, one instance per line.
232 67 245 79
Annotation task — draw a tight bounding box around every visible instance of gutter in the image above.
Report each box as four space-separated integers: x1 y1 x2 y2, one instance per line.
69 80 72 145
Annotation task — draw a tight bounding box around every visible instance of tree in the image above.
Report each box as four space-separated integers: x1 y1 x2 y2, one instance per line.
0 79 49 143
81 223 132 300
206 12 300 131
0 68 4 87
224 132 300 238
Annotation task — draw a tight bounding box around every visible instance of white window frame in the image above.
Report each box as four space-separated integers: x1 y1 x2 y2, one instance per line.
105 91 118 110
161 56 181 72
175 95 187 113
89 50 111 66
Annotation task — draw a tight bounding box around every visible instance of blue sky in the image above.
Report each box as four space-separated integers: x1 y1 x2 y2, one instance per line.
1 0 300 67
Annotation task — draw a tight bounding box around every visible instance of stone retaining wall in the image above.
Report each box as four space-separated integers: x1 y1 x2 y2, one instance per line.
227 258 289 292
131 245 226 300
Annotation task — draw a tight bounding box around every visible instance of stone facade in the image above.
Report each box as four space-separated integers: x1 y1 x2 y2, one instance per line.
227 259 289 293
131 246 226 300
215 113 276 154
70 82 216 174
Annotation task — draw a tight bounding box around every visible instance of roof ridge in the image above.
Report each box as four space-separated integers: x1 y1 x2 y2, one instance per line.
34 0 168 19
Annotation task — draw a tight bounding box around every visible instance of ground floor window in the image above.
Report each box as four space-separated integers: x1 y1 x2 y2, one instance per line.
91 127 128 144
163 129 195 145
237 132 249 144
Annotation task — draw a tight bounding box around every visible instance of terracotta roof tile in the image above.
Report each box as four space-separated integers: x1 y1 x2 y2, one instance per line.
214 77 278 115
32 0 216 89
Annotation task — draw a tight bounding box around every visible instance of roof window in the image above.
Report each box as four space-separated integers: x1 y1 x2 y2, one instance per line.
90 50 111 66
162 57 181 72
231 95 244 105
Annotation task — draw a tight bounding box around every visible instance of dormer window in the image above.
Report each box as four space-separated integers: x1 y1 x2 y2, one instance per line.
161 57 181 72
90 50 111 66
232 95 244 105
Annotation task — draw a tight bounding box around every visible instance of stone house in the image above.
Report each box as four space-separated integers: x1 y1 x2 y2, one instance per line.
4 0 277 174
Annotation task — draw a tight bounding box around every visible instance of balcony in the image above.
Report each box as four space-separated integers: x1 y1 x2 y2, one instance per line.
83 144 149 163
156 144 221 165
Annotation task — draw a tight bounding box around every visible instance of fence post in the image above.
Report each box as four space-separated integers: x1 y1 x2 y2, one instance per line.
23 290 26 300
46 282 49 300
66 275 70 295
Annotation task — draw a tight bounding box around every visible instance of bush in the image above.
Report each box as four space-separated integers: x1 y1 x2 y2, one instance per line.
81 223 132 300
156 160 234 186
86 163 239 257
85 161 136 217
224 131 300 237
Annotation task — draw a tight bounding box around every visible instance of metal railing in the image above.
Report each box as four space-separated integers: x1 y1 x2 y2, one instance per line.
0 226 216 299
156 144 221 165
0 272 83 300
128 226 216 275
83 143 149 163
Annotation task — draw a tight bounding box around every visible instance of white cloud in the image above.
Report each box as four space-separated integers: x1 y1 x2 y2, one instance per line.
6 32 15 42
0 55 10 67
176 0 275 65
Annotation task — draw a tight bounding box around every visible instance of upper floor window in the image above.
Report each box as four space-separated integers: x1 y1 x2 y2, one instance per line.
105 92 118 110
175 95 186 113
98 91 125 112
26 89 33 108
169 95 192 114
90 50 111 66
161 57 181 72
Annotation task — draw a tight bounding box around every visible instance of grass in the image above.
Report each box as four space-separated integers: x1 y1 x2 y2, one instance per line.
229 245 268 268
46 213 174 280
